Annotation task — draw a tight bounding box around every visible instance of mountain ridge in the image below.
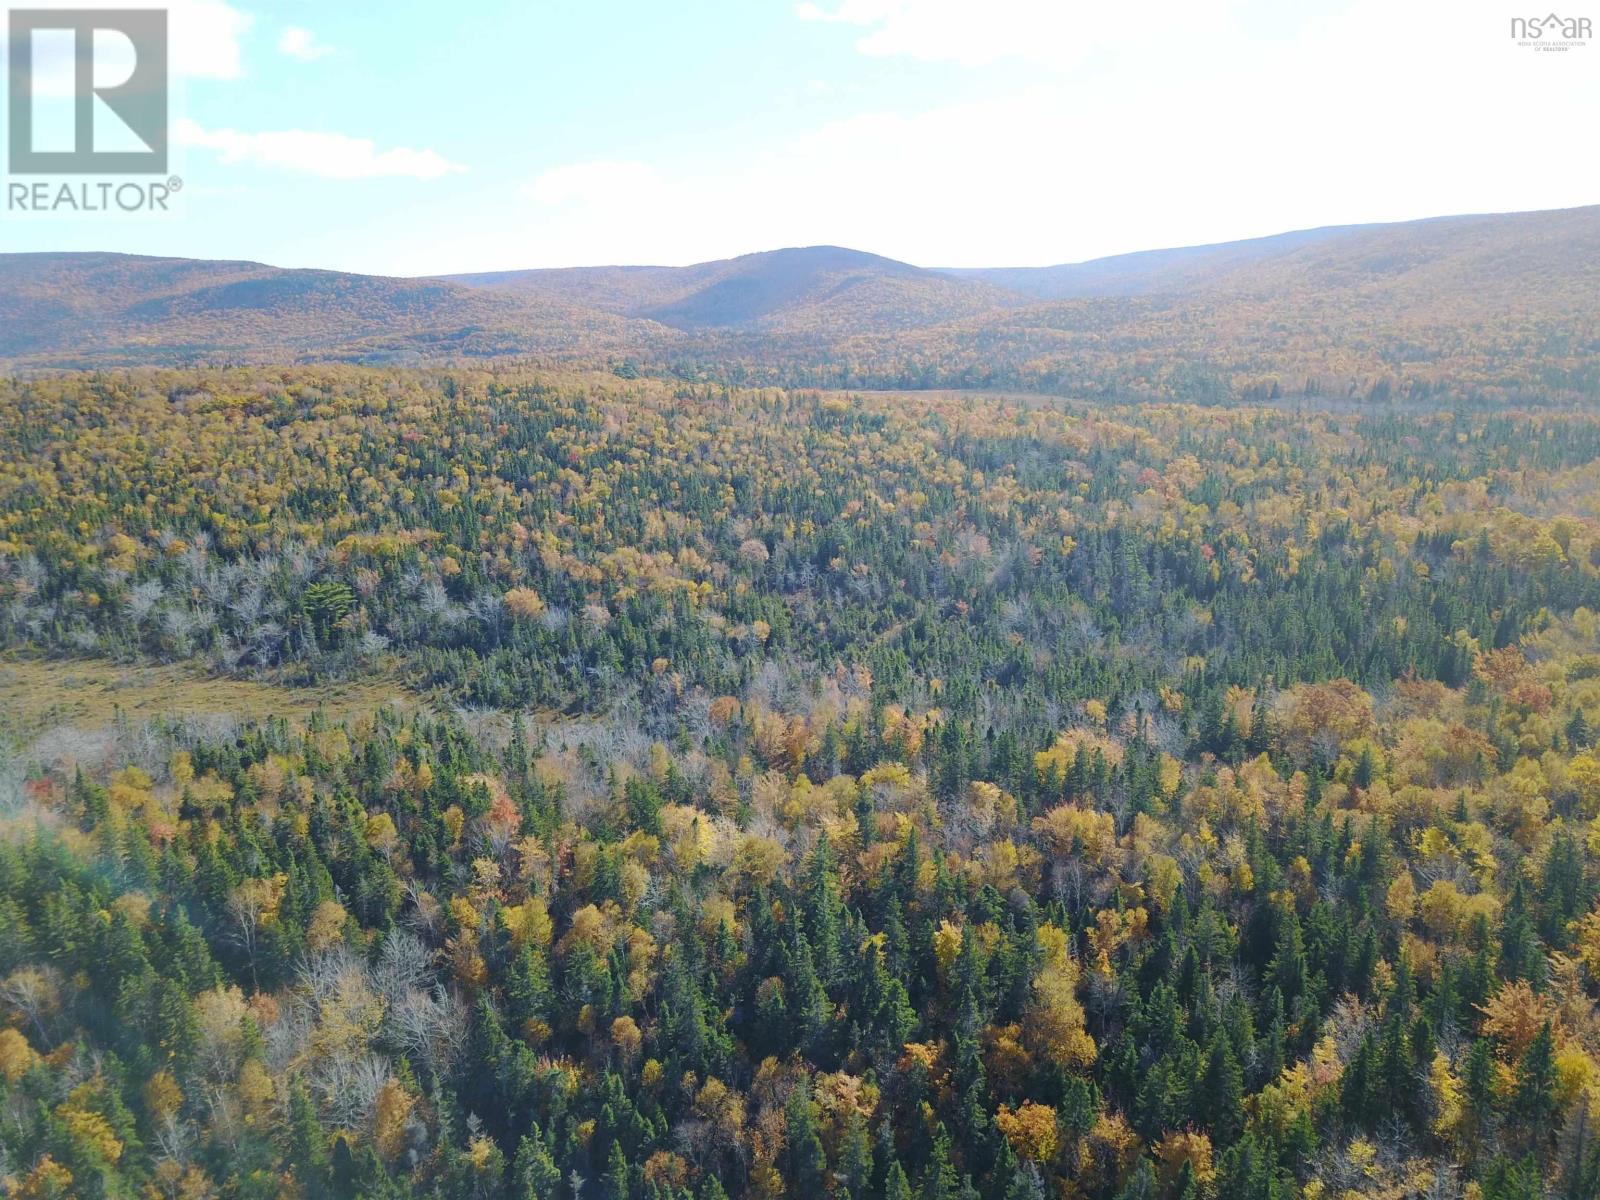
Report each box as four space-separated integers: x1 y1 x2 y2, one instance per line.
444 244 1019 334
0 250 681 367
4 204 1597 402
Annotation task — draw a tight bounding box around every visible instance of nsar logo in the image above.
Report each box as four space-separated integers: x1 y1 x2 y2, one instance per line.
1510 12 1592 50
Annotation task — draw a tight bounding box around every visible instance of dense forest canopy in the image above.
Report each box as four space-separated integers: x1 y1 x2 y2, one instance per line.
1 367 1600 1199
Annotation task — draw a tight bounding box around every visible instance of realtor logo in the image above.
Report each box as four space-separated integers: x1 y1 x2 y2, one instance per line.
8 8 168 173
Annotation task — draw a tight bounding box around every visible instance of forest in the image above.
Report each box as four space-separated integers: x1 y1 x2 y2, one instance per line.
7 206 1598 410
2 366 1600 1200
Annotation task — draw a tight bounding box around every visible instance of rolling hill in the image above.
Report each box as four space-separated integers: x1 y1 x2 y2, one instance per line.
446 245 1017 334
3 205 1597 402
943 206 1600 306
894 205 1600 402
0 252 680 367
942 224 1364 299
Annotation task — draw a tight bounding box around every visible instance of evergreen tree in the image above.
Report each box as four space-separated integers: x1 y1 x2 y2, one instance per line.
838 1110 874 1200
885 1160 913 1200
1498 880 1547 989
1199 1036 1245 1144
784 1078 828 1196
1511 1021 1558 1146
605 1137 631 1200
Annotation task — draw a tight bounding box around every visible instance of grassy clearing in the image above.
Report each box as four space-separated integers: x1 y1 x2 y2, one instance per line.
0 657 416 737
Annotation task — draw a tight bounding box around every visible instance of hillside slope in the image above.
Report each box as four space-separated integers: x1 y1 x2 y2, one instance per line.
943 225 1363 299
446 245 1018 335
4 206 1597 402
839 206 1600 402
0 252 678 367
944 207 1600 307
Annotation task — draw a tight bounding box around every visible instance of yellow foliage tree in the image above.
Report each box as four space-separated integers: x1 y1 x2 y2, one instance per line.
143 1069 183 1123
995 1101 1058 1164
1024 924 1096 1069
1155 1129 1215 1186
372 1077 416 1162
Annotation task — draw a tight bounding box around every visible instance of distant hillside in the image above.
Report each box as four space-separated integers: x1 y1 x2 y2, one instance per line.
0 252 676 367
880 206 1600 402
943 226 1363 299
944 207 1600 311
447 245 1017 335
4 206 1597 403
789 206 1597 403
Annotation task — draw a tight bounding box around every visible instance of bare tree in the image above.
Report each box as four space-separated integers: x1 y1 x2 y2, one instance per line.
387 984 468 1077
226 877 281 990
0 965 62 1042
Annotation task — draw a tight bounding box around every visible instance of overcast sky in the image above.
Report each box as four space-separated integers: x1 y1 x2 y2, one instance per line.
2 0 1596 274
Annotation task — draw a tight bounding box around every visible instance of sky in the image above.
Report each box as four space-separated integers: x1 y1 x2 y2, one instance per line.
0 0 1596 275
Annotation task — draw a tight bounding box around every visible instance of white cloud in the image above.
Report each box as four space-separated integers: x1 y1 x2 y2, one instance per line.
176 119 465 181
519 162 667 206
795 0 1238 68
3 0 251 94
170 0 253 79
473 0 1597 272
278 26 333 62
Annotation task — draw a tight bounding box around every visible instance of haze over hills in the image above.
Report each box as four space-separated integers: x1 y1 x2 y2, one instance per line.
942 225 1368 299
0 252 679 367
445 245 1018 334
1017 206 1600 309
855 204 1600 402
2 204 1596 402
